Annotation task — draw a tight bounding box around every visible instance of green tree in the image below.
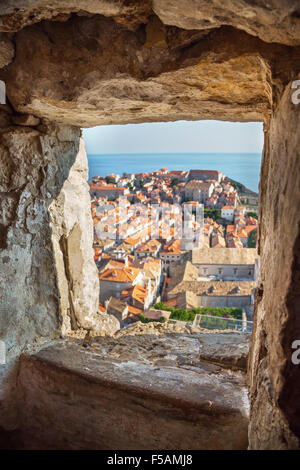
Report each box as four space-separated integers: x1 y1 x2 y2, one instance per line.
204 208 221 221
231 181 243 192
246 212 258 220
105 176 116 184
248 228 257 248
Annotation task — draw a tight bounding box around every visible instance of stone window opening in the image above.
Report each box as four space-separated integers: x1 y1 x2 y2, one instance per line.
0 3 299 450
85 119 261 338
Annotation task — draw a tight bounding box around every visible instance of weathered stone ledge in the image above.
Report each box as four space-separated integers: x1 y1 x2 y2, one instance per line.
14 332 249 449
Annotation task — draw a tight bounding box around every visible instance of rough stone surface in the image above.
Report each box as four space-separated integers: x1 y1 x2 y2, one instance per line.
249 81 300 450
0 1 299 46
0 360 20 431
0 33 14 68
0 1 299 451
16 338 249 449
2 12 300 127
1 6 300 127
0 124 67 359
0 125 118 361
2 17 277 126
0 0 153 32
12 113 40 126
49 137 119 337
153 0 300 46
111 321 250 371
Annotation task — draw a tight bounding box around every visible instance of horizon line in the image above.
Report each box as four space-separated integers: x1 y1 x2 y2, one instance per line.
87 152 262 156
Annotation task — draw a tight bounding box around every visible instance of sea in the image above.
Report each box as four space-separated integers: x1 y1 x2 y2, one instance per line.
87 152 262 193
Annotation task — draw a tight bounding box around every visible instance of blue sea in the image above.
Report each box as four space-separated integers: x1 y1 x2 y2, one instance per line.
87 153 262 192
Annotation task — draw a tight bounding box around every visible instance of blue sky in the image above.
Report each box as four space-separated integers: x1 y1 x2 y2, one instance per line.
83 120 264 154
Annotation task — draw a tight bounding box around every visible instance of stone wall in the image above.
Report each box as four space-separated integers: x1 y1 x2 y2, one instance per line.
198 295 251 308
248 81 300 449
0 121 118 360
0 0 299 449
48 136 119 337
0 360 20 431
0 120 118 431
0 123 78 360
0 122 76 430
1 16 285 126
16 329 250 450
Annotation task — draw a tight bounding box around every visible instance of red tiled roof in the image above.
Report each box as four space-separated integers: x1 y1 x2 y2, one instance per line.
128 305 143 315
99 267 140 283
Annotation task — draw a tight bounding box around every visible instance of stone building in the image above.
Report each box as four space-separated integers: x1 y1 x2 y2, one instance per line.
221 205 235 221
99 267 143 303
188 169 223 183
105 297 129 327
184 180 214 203
196 283 254 308
163 262 255 309
90 183 129 199
192 248 258 281
159 239 186 274
135 239 161 258
132 257 163 301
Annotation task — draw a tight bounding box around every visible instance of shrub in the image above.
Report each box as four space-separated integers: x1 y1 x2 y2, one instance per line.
204 208 221 221
153 301 171 311
170 310 195 322
153 303 243 321
246 211 258 219
138 314 150 323
138 313 167 324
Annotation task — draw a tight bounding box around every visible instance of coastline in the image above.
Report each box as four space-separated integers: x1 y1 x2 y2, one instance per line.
87 152 261 193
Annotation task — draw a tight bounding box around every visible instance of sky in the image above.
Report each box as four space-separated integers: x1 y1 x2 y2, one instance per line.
83 120 264 155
